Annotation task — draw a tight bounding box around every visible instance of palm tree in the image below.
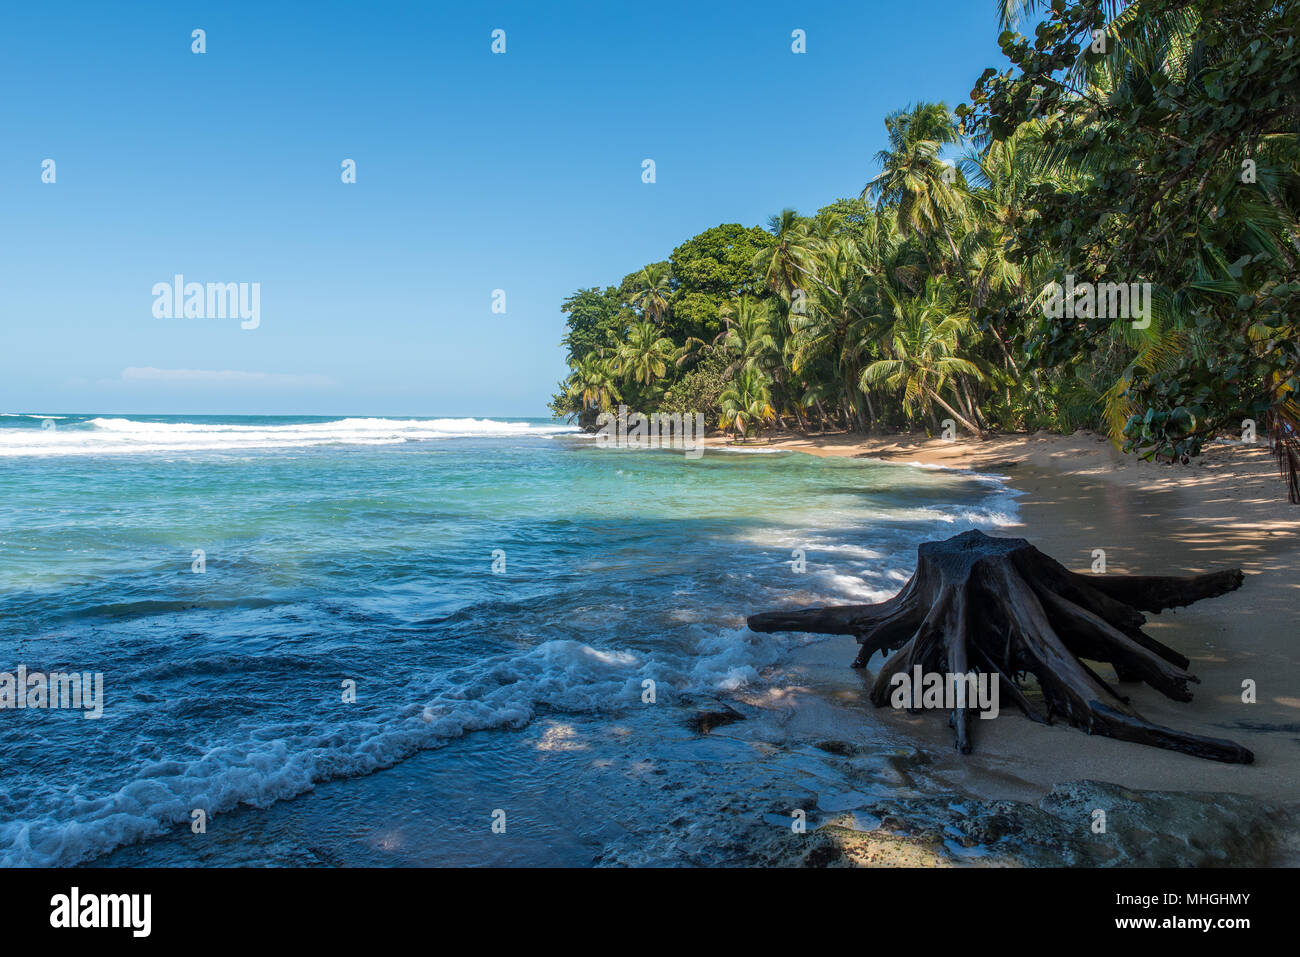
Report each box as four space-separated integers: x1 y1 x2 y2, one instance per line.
716 296 778 376
958 124 1055 417
565 353 621 413
628 263 673 327
753 209 821 301
616 321 676 386
865 102 968 269
719 368 776 440
786 235 895 432
861 280 984 436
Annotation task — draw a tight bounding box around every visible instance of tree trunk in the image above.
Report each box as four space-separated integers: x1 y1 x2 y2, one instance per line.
814 398 829 433
958 378 989 435
748 529 1251 763
925 386 981 436
1263 185 1300 264
939 221 962 270
853 396 868 433
988 322 1022 377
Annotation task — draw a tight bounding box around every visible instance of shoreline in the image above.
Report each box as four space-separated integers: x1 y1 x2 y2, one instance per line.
69 427 1300 867
719 429 1300 864
59 426 1300 867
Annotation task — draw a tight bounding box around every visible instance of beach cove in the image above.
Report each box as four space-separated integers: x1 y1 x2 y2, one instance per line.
711 430 1300 865
8 419 1285 868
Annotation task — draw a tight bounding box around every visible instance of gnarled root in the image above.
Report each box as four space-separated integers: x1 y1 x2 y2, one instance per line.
748 530 1252 763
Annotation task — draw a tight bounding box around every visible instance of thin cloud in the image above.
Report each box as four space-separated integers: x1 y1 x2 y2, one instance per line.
121 367 335 389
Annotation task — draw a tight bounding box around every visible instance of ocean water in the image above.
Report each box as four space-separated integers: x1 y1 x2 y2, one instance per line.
0 414 1018 866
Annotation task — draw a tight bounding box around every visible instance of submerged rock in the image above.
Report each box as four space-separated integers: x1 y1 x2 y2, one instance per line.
685 699 746 734
739 780 1293 868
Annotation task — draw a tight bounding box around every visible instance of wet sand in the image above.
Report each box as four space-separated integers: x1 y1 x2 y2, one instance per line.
741 430 1300 810
97 430 1299 867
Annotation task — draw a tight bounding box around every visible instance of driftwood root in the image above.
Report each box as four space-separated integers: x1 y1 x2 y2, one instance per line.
748 530 1251 763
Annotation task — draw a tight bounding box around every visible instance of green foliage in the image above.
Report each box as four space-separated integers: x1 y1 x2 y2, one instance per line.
719 367 776 439
966 0 1300 488
560 287 625 364
549 0 1300 497
616 321 676 387
668 224 775 341
662 347 730 430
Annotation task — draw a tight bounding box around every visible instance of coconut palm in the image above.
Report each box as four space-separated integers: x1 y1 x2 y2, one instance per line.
628 263 673 327
864 102 968 268
719 368 776 440
616 321 676 386
861 280 984 435
716 296 778 376
565 353 621 412
753 209 822 301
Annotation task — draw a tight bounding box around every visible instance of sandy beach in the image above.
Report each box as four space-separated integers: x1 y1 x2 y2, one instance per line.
709 429 1300 864
64 426 1299 868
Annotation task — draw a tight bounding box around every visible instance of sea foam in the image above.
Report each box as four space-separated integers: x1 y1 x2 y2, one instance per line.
0 416 579 457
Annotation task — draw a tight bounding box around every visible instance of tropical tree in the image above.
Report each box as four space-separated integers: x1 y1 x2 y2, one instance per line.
865 102 968 268
616 321 676 387
753 209 821 301
862 280 985 436
969 0 1300 492
719 368 776 440
628 263 674 327
716 296 778 376
565 352 621 413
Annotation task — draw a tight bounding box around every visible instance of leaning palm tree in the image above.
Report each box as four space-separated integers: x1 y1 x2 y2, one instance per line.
616 321 676 386
861 281 985 436
719 368 776 441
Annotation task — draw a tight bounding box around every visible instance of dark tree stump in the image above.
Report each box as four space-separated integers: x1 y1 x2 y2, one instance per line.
748 529 1252 763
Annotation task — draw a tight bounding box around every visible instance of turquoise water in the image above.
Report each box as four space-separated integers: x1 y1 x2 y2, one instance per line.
0 414 1016 865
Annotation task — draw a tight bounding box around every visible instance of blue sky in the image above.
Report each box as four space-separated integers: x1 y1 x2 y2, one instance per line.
1 1 1009 416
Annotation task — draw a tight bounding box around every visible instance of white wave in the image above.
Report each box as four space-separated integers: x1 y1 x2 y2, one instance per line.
0 416 579 457
0 626 795 867
730 465 1024 607
0 444 1024 866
